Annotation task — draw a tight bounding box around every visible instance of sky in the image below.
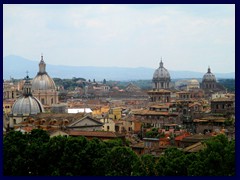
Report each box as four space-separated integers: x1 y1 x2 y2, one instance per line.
3 4 235 73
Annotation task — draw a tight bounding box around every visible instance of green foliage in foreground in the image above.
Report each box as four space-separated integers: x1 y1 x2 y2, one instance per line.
4 129 235 176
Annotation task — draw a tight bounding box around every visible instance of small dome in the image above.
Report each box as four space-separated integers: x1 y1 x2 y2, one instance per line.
11 96 44 115
188 79 200 89
188 79 199 85
153 60 171 80
203 67 216 82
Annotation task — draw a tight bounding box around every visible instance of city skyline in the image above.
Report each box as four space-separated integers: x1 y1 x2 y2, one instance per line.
3 4 235 73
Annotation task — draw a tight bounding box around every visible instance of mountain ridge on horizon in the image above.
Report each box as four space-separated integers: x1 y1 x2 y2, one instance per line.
3 55 235 81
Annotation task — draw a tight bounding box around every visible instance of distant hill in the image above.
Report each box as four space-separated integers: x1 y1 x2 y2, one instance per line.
3 55 235 81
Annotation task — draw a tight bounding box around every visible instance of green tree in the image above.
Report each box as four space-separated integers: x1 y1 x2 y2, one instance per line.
156 147 187 176
145 128 159 138
197 134 235 176
105 146 141 176
58 136 89 175
139 154 157 176
3 131 29 175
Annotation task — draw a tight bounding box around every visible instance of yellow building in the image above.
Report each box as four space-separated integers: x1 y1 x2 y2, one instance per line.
3 99 15 114
108 107 122 120
100 118 134 133
92 106 110 116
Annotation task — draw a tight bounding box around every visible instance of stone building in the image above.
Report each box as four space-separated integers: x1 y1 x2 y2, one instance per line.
133 104 180 129
148 89 171 103
3 80 20 100
31 55 58 106
211 97 235 115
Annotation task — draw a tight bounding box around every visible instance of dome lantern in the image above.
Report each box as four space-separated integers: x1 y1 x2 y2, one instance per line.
22 74 32 96
39 54 46 74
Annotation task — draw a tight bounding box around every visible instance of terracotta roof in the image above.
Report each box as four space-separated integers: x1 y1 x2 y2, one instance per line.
181 134 211 142
175 133 190 141
148 89 171 93
183 142 206 153
67 131 125 138
130 142 144 148
21 126 33 132
211 98 234 102
193 116 226 123
134 110 178 116
176 91 190 94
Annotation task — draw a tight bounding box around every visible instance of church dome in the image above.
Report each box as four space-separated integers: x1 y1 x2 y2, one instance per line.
188 79 199 85
11 75 44 115
188 79 200 89
31 55 56 91
32 74 56 90
153 60 171 80
202 67 216 82
11 96 44 115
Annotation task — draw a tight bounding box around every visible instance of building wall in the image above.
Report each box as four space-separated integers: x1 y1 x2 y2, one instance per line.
108 107 122 120
3 101 15 114
32 90 58 106
9 115 29 128
195 123 225 134
70 126 102 131
211 101 234 114
101 118 116 132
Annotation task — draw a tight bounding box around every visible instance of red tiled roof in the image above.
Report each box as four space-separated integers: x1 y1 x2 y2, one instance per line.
67 131 125 138
21 126 33 132
175 133 190 141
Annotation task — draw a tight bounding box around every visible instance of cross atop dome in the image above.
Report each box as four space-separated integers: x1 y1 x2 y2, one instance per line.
160 57 163 68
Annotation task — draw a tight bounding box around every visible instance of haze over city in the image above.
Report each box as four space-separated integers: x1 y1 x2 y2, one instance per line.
3 4 235 73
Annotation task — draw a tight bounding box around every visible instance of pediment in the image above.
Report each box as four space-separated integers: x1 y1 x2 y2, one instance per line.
68 116 103 127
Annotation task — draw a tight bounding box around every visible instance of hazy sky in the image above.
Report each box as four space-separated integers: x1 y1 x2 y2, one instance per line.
3 4 235 73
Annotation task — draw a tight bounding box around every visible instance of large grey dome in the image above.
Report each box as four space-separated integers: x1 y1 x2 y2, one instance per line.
31 55 56 91
32 74 56 90
11 96 44 115
202 67 216 82
153 60 171 80
11 75 44 115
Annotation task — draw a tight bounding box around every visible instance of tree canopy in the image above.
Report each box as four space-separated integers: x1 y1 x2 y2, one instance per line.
4 130 235 176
